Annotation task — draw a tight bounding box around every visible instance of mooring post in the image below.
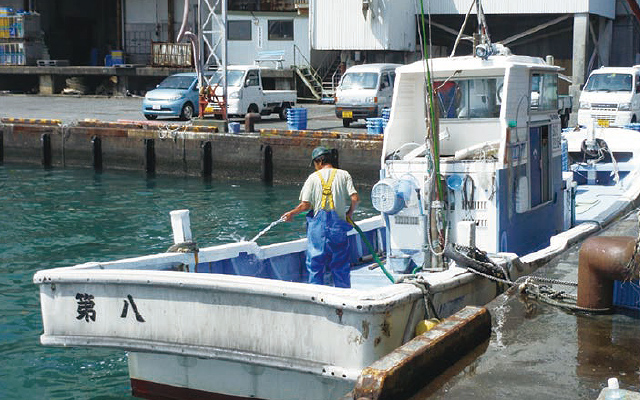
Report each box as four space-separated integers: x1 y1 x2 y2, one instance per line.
170 210 193 244
201 141 212 178
41 132 52 168
245 113 261 133
577 236 638 310
91 136 103 172
261 144 273 182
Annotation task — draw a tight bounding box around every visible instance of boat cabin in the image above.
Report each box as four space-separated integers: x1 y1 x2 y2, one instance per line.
376 51 569 272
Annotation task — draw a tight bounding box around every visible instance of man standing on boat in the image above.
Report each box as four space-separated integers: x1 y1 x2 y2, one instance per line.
281 146 360 288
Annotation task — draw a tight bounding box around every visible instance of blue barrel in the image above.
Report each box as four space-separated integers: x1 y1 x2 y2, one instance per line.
366 118 384 135
228 122 240 133
287 107 307 130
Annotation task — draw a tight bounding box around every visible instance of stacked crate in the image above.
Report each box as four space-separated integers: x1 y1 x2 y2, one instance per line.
0 8 44 65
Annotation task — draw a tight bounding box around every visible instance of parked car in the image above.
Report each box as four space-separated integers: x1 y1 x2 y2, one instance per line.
142 73 201 121
334 63 402 127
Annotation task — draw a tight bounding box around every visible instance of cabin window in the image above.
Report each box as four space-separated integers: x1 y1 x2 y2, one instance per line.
380 73 391 89
530 73 558 111
245 70 260 87
434 78 502 119
268 20 294 41
228 21 252 41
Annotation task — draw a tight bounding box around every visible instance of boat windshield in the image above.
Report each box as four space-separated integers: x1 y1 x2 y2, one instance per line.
340 72 379 90
583 73 633 92
434 77 503 119
207 70 246 87
158 75 195 90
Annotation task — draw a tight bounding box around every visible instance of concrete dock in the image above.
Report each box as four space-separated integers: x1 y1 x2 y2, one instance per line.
0 97 384 184
406 211 640 400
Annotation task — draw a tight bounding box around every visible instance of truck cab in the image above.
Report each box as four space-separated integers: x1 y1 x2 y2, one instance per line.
335 63 402 127
205 65 297 120
578 66 640 127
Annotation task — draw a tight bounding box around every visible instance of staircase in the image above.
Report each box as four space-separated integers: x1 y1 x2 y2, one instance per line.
294 65 324 101
293 46 341 102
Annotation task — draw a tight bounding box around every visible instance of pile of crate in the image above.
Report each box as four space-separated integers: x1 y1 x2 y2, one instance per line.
0 7 44 65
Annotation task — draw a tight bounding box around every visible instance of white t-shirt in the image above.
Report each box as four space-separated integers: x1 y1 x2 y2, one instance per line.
299 168 357 220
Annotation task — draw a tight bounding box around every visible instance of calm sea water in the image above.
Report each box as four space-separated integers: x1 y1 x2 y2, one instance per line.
0 164 375 399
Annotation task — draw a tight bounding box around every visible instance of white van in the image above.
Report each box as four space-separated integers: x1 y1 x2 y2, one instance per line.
334 63 402 127
578 66 640 127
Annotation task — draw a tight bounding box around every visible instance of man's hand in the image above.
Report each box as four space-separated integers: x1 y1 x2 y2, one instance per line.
281 211 294 222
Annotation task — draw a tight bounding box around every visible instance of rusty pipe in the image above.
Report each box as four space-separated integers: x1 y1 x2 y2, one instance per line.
577 236 638 310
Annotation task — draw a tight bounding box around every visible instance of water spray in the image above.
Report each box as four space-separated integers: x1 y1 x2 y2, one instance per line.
249 217 285 243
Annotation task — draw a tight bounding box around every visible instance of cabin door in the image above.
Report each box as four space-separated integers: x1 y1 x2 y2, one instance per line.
529 125 550 207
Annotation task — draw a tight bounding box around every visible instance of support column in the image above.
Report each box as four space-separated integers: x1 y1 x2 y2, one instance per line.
39 74 55 95
570 13 589 117
598 17 613 67
168 0 175 42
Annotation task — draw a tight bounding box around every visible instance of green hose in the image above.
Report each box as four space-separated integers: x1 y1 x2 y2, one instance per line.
348 217 395 284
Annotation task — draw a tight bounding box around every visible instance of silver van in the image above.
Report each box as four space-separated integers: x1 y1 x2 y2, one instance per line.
334 63 402 127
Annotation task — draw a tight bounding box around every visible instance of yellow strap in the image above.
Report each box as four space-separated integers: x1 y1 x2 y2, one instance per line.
316 169 338 210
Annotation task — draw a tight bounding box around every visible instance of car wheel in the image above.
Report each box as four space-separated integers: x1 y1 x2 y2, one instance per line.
279 105 290 121
145 114 158 120
248 104 259 114
180 103 194 121
342 118 352 128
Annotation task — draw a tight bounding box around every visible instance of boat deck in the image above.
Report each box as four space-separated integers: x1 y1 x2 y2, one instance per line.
414 209 640 400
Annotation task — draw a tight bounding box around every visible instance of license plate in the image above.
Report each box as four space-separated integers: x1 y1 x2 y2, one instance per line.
597 119 610 127
152 104 161 110
342 111 353 119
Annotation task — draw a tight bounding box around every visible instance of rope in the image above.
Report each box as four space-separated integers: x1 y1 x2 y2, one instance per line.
166 241 199 273
447 244 612 313
396 275 440 320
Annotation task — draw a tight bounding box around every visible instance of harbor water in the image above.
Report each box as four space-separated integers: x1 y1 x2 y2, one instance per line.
0 163 375 399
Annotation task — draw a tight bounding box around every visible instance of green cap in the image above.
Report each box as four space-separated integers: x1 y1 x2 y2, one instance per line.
311 146 331 162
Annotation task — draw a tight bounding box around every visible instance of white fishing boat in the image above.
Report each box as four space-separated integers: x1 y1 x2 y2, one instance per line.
34 16 640 400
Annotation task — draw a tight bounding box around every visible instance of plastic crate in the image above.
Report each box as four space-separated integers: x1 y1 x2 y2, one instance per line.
613 280 640 311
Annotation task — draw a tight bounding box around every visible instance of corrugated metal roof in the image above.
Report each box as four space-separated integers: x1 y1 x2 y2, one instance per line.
426 0 613 18
312 0 616 50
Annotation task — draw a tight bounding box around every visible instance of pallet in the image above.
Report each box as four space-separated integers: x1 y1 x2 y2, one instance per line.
37 59 69 67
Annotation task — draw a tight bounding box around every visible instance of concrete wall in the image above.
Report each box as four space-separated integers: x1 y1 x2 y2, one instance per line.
0 120 383 185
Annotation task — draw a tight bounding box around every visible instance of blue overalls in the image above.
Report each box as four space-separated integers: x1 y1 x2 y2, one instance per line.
305 169 353 288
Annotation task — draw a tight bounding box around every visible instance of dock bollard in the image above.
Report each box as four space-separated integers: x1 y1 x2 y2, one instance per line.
244 113 261 133
577 236 638 310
